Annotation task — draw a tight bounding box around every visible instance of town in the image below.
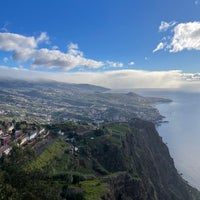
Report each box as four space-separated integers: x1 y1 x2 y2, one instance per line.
0 121 49 157
0 80 171 125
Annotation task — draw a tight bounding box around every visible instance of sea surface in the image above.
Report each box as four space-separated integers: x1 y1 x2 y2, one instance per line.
135 89 200 190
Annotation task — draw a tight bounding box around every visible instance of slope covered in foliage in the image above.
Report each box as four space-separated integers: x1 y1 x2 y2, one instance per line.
0 119 199 200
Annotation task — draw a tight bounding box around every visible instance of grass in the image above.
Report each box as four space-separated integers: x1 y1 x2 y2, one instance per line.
106 123 130 135
99 123 130 145
25 139 71 171
81 179 110 200
76 158 95 175
51 152 70 173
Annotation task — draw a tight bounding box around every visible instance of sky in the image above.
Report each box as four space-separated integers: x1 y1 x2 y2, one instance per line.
0 0 200 90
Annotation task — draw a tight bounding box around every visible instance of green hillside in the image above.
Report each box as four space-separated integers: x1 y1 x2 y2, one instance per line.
0 119 199 200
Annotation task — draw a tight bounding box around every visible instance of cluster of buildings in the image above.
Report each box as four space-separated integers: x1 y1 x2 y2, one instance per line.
0 125 47 157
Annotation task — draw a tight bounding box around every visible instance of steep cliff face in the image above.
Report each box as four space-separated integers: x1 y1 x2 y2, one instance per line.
87 119 200 200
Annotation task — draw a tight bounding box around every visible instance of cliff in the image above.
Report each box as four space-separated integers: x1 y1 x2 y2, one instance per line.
80 119 200 199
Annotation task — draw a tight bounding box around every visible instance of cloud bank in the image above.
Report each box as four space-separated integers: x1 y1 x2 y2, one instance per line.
1 66 200 91
154 21 200 53
0 32 122 70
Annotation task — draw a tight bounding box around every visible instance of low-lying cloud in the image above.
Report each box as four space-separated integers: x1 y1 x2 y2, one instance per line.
1 66 200 91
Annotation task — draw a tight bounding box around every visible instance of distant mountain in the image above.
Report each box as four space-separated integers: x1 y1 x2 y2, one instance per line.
0 79 109 93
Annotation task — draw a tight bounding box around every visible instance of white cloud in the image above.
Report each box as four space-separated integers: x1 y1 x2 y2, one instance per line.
153 42 165 53
67 43 83 57
13 48 35 61
0 31 122 70
195 0 200 5
170 21 200 52
68 43 79 50
0 32 37 51
0 32 48 62
52 45 59 50
32 48 104 69
36 32 49 44
128 61 135 65
159 21 176 32
106 61 124 68
154 21 200 53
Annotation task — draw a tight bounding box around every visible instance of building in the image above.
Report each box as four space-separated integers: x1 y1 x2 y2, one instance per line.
0 135 11 146
3 147 12 155
0 130 4 136
39 128 45 134
18 137 27 146
7 125 14 132
28 132 37 141
14 130 22 138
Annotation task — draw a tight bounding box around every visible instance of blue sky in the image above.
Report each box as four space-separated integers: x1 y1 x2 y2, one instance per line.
0 0 200 89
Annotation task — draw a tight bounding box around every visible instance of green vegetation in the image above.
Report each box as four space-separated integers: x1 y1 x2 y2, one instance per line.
25 139 70 171
0 146 61 199
104 123 130 145
105 123 130 134
81 180 110 200
0 119 200 199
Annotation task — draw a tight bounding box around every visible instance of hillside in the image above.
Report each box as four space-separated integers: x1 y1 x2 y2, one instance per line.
1 119 199 199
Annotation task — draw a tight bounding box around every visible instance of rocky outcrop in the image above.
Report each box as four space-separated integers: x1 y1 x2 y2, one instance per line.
104 172 145 200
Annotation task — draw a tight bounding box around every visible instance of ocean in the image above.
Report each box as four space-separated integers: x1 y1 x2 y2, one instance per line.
135 89 200 190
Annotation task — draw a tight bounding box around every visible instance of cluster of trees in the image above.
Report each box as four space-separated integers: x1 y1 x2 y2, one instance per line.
0 120 14 132
0 146 63 200
46 122 78 138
